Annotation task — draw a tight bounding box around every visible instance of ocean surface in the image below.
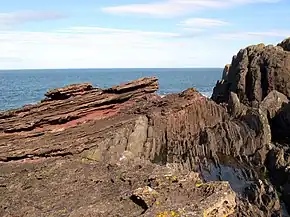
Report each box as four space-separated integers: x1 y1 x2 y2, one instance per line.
0 68 222 111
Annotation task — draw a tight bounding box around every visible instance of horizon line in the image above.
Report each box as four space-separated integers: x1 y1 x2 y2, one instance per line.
0 67 224 71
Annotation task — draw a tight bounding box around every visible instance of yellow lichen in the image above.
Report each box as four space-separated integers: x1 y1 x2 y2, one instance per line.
195 183 203 187
170 210 179 216
156 210 180 217
172 176 178 181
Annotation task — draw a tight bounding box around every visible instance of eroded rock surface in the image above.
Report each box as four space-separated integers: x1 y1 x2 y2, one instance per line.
0 77 158 134
0 78 241 217
212 41 290 106
44 83 95 100
211 37 290 216
0 76 287 216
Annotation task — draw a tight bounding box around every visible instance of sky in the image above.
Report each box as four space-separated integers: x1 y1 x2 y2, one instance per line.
0 0 289 69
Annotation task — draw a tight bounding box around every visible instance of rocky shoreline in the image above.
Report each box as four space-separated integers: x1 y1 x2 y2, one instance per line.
1 38 290 216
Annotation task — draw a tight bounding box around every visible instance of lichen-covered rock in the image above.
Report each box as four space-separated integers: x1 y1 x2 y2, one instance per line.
129 167 236 217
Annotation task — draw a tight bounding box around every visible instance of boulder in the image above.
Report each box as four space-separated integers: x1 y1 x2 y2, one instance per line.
260 90 289 119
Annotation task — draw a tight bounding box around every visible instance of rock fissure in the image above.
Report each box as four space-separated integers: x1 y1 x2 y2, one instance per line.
1 149 73 163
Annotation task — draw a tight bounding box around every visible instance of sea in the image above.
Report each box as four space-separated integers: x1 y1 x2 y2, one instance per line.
0 68 222 111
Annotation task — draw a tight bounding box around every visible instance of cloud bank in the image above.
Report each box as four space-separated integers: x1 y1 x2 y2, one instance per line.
0 26 289 69
179 18 230 28
0 11 65 26
102 0 280 16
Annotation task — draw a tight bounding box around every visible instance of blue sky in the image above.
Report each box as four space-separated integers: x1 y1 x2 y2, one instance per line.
0 0 289 69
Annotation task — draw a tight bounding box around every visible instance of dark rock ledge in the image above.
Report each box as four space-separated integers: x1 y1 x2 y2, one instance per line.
1 38 290 217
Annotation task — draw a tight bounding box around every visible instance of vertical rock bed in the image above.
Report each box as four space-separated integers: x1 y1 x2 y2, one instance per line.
0 38 290 216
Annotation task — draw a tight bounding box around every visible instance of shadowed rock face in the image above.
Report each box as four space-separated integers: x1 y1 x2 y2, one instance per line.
212 42 290 106
211 37 290 215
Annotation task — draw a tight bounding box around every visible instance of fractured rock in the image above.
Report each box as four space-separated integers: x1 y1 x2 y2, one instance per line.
0 75 287 216
212 40 290 105
260 90 289 119
45 83 95 100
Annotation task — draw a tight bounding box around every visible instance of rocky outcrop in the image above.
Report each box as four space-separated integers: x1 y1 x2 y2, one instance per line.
211 38 290 143
0 155 237 217
44 83 95 100
259 90 290 143
260 90 289 119
266 145 290 212
0 77 159 134
212 40 290 106
1 77 287 216
211 37 290 215
0 78 242 217
278 37 290 51
4 37 290 216
222 64 231 80
129 166 236 217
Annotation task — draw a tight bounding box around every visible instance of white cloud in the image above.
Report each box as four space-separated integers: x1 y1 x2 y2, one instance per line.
216 30 290 40
0 26 288 69
0 27 190 69
56 26 179 38
179 18 229 28
102 0 280 17
0 11 65 27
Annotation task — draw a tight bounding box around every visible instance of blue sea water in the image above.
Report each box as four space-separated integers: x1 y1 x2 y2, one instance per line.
0 68 222 111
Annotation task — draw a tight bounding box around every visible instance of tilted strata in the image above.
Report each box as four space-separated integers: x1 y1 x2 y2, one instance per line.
2 38 290 216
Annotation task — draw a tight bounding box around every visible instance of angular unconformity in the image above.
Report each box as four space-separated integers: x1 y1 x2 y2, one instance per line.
0 77 159 134
0 78 285 216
